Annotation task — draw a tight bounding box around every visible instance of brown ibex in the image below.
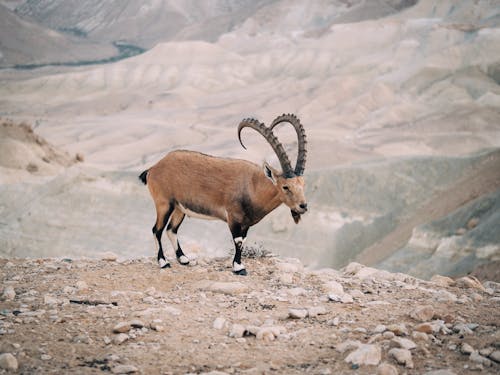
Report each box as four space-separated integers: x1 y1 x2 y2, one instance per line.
139 114 307 275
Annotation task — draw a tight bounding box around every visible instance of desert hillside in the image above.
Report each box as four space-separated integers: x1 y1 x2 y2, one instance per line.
1 255 499 374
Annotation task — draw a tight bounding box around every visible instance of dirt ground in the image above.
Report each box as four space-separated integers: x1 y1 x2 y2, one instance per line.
1 255 499 374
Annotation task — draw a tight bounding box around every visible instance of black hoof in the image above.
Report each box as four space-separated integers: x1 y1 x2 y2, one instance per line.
233 269 247 276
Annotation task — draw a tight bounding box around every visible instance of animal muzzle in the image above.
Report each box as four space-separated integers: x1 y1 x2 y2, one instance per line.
291 203 308 224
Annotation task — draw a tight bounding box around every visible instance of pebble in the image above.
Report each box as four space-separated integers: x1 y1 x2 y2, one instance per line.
213 317 227 330
470 351 491 367
460 342 474 355
76 281 89 291
433 290 457 303
113 322 132 333
414 323 434 334
113 333 129 345
430 275 455 287
386 324 409 336
373 325 387 334
388 348 413 368
377 363 398 375
229 324 246 338
100 252 118 261
288 308 308 319
392 337 417 350
307 306 327 317
43 294 59 305
489 350 500 363
0 353 18 371
112 364 138 374
324 280 344 295
409 305 435 322
255 326 285 341
412 331 429 341
344 344 381 366
2 286 16 301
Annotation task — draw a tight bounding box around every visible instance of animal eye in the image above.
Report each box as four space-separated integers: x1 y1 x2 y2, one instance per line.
283 186 290 191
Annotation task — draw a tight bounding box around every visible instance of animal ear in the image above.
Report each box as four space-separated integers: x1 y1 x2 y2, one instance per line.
263 162 278 184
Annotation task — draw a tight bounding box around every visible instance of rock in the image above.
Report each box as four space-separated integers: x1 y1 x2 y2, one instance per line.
287 287 307 296
276 258 304 273
255 326 285 341
196 280 249 295
100 252 118 261
412 331 429 341
0 353 18 371
467 217 479 229
288 308 308 319
388 348 413 368
460 342 474 355
2 286 16 301
455 276 485 291
41 354 52 361
423 371 457 375
307 306 327 317
229 324 246 338
113 322 132 333
373 325 387 334
341 294 354 304
113 333 129 345
392 337 417 350
489 350 500 363
327 293 342 302
323 280 344 295
387 324 409 336
112 364 138 374
76 281 88 291
433 290 457 303
414 323 434 334
336 340 361 353
409 305 435 322
470 351 492 366
377 363 398 375
430 275 456 287
453 323 474 335
344 344 381 366
213 317 227 330
43 294 59 305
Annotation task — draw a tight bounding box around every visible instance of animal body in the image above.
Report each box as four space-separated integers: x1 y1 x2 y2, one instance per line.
139 114 307 275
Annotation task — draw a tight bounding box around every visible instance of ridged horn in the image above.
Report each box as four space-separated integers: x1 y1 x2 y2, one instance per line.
238 118 294 177
269 113 307 176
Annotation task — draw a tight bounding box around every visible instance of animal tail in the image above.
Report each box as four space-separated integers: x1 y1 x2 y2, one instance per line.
139 170 149 185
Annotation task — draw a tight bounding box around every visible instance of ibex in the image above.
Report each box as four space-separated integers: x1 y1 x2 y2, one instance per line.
139 114 307 275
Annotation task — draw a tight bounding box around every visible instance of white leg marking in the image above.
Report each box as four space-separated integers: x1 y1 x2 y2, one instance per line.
234 237 247 245
178 255 190 265
158 258 169 268
233 262 246 272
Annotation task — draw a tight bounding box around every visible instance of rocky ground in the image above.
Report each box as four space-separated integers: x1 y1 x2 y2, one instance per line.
1 253 499 374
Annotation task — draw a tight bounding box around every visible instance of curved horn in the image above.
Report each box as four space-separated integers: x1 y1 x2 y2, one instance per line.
270 113 307 176
238 118 294 177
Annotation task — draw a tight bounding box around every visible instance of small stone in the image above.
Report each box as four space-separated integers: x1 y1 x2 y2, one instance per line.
470 351 491 367
113 333 129 345
229 324 246 338
392 337 417 350
467 217 479 229
2 286 16 301
341 294 354 304
409 305 435 322
130 320 145 329
412 331 428 341
213 317 227 330
288 308 308 319
489 350 500 363
383 331 395 339
196 280 249 295
113 322 132 333
256 326 284 341
0 353 18 371
433 290 457 303
327 293 342 302
100 252 118 261
388 348 413 368
377 363 398 375
423 371 457 375
307 306 327 317
335 340 361 353
414 323 434 334
41 354 52 361
461 343 474 355
112 364 138 374
456 276 485 291
387 324 409 336
76 281 88 291
324 280 344 295
43 294 58 305
373 325 387 334
430 275 455 287
344 344 381 366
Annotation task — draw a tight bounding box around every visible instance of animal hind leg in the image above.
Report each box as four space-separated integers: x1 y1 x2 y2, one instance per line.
229 222 249 276
153 202 174 269
166 207 189 265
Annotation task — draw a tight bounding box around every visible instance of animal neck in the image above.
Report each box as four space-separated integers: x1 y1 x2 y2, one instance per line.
251 173 282 219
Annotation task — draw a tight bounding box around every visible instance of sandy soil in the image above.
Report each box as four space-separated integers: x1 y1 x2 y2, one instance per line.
1 256 499 374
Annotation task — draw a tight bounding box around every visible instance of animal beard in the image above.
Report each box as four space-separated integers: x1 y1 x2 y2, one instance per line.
291 210 301 224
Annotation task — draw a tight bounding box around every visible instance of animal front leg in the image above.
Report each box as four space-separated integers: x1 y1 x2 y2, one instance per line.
230 223 249 276
166 208 189 265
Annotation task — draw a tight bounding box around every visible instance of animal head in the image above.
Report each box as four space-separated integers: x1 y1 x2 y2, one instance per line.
238 114 308 223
